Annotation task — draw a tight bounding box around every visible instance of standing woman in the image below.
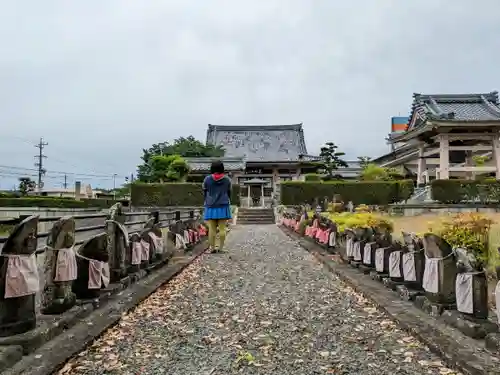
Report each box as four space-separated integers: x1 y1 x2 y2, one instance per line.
203 160 232 253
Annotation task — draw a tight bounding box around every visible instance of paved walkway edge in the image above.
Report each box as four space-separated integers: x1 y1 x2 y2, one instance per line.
5 242 208 375
280 226 499 375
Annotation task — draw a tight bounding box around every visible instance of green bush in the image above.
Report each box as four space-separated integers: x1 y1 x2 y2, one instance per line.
397 180 415 201
0 198 120 208
431 179 500 203
280 180 413 206
131 182 241 207
304 173 322 181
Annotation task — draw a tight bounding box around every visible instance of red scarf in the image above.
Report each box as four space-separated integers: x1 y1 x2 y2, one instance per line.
212 173 225 181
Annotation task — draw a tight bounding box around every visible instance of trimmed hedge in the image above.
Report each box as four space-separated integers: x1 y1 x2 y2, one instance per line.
304 173 322 181
131 182 241 207
431 179 500 204
0 198 123 208
280 180 414 206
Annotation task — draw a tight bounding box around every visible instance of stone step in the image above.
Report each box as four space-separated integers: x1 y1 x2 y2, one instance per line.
238 217 275 220
237 217 275 221
237 221 275 225
238 213 275 217
237 211 274 216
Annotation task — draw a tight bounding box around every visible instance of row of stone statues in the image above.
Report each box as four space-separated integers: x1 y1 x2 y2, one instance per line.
279 211 493 327
0 204 205 337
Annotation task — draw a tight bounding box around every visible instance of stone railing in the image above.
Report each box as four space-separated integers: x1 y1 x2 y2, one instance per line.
277 208 500 352
0 203 206 356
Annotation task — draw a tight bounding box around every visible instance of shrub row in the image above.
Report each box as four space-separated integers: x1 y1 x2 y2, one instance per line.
131 183 241 207
280 180 414 206
430 179 500 204
0 198 124 209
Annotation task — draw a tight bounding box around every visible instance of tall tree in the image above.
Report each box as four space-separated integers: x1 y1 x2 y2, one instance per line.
149 155 190 183
18 177 36 196
357 156 372 169
138 136 224 182
319 142 348 179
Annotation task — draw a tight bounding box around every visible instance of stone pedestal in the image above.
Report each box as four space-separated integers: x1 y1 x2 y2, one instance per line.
42 216 77 315
0 216 39 336
73 233 109 300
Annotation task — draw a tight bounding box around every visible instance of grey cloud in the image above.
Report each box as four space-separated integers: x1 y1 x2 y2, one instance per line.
1 0 500 189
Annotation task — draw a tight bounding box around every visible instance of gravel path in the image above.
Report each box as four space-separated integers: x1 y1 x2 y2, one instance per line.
58 225 461 375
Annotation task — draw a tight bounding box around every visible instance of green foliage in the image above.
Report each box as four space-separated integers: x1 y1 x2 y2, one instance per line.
0 198 120 208
304 173 322 181
280 180 414 206
357 156 372 169
327 202 343 213
397 180 414 202
428 213 493 269
131 182 240 207
360 164 389 181
430 179 500 204
322 212 393 234
138 136 225 182
360 163 405 181
319 142 348 178
149 155 190 183
472 155 488 166
18 177 36 196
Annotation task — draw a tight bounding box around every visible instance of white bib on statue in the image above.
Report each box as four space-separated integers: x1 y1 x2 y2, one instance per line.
422 257 439 294
389 251 402 278
346 238 354 257
375 248 385 272
495 281 500 325
402 252 416 282
353 242 362 261
456 273 474 314
329 232 336 247
363 243 372 265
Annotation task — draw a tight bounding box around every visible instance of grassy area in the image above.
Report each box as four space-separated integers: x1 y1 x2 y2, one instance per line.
0 224 13 236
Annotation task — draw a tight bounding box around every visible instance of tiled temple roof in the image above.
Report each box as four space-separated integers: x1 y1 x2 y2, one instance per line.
408 91 500 130
185 157 245 172
206 124 308 162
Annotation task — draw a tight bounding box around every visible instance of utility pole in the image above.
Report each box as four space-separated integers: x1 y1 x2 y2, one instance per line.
113 173 117 200
34 137 48 193
63 174 68 189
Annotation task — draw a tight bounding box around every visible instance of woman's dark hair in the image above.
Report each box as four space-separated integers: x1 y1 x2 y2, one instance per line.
210 160 225 174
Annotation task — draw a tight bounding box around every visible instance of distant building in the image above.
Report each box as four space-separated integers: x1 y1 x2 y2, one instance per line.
186 124 322 207
373 92 500 184
29 185 121 199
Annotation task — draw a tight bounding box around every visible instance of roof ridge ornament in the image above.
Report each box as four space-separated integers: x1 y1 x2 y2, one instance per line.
480 95 500 117
428 97 445 115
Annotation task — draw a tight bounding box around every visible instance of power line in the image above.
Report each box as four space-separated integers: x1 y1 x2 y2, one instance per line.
34 137 48 192
1 135 126 175
0 164 128 179
0 171 120 181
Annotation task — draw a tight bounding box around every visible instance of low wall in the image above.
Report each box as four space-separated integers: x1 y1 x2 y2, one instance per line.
389 203 500 216
0 207 202 314
0 207 104 233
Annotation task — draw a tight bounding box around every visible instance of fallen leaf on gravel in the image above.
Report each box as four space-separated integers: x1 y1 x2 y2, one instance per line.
55 228 466 375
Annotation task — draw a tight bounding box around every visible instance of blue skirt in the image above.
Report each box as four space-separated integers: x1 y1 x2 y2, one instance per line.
204 206 232 220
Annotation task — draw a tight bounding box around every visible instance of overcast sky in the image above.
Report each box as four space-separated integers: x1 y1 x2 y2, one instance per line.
1 1 500 190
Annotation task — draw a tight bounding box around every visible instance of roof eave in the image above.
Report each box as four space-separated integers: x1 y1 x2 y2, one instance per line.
430 120 500 127
388 123 434 143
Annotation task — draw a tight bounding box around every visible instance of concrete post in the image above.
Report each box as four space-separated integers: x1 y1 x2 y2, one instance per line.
247 185 251 208
439 134 450 180
417 145 426 185
261 184 264 207
492 136 500 179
